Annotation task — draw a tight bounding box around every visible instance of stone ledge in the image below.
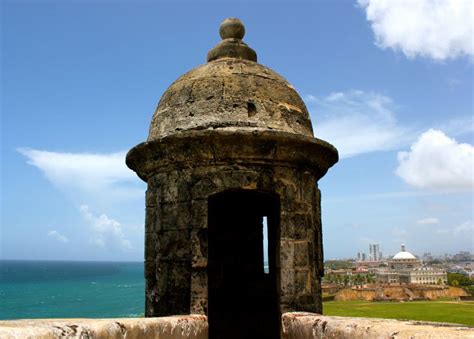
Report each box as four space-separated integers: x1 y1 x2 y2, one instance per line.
0 315 207 339
282 312 474 339
2 313 473 338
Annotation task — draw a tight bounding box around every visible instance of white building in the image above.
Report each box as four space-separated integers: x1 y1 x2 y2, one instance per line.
369 244 380 261
376 244 447 285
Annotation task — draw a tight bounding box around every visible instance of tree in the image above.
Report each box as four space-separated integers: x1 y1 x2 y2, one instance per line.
447 273 473 287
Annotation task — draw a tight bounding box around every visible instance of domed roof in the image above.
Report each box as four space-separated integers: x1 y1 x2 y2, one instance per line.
147 18 314 141
392 244 417 260
392 251 416 260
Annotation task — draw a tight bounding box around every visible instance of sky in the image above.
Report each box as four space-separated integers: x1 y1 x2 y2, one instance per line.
1 0 473 261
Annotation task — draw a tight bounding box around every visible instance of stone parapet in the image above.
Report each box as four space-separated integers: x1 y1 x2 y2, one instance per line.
282 313 474 339
0 315 208 339
2 314 473 338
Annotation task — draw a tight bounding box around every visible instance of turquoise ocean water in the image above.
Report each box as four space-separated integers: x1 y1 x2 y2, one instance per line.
0 260 144 320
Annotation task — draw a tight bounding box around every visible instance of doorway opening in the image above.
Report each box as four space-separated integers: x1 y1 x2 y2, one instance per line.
208 190 280 339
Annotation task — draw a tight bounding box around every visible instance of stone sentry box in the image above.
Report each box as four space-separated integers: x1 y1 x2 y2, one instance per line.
126 18 338 338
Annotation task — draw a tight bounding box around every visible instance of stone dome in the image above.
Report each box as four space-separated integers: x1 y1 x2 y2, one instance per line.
147 18 314 141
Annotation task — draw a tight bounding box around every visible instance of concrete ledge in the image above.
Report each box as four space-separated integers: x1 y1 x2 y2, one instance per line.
282 312 474 339
0 315 208 339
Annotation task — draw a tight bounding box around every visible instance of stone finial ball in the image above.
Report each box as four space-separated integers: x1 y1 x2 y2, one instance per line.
219 18 245 40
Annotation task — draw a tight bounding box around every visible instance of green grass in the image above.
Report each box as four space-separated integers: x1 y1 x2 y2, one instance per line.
323 300 474 327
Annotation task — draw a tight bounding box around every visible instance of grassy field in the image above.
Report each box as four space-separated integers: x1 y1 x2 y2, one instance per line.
323 300 474 327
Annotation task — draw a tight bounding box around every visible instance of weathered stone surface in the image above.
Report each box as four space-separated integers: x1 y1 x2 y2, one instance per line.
2 315 471 338
335 285 469 301
136 159 332 316
127 130 337 182
126 18 338 333
148 54 313 140
281 313 474 339
0 315 208 339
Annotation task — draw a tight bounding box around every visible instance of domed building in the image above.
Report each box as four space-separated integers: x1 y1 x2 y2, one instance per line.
127 18 338 338
390 244 419 270
377 244 447 285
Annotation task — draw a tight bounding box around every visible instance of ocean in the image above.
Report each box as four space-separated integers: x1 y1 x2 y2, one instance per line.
0 260 144 320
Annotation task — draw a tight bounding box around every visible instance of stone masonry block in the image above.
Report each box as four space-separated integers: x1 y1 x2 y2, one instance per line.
156 230 191 260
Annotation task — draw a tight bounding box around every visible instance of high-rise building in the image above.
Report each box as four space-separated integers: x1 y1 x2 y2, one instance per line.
369 244 380 261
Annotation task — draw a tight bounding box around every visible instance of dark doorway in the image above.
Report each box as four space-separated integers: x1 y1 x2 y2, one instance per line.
208 190 280 339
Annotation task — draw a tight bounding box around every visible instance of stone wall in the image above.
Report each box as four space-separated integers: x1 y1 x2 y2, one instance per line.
0 315 208 339
281 313 474 339
144 162 323 316
127 130 338 321
335 285 469 301
2 314 473 338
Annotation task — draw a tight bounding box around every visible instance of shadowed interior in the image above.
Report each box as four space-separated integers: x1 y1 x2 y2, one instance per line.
208 190 280 339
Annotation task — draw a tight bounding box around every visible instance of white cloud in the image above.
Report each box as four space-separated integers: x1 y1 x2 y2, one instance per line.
307 90 413 158
80 204 133 251
18 148 144 205
358 0 473 61
417 217 439 225
454 220 474 235
436 220 474 236
437 116 474 137
48 230 69 243
395 129 474 191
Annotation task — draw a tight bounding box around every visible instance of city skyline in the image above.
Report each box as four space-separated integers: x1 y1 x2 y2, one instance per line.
2 1 473 261
354 243 472 262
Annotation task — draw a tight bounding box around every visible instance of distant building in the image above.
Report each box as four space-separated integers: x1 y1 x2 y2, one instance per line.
369 243 380 261
399 267 447 285
453 251 472 262
376 244 447 285
361 253 367 261
422 252 433 261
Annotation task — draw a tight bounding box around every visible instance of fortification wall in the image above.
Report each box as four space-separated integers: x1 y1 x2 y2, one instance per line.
0 315 207 339
1 313 473 338
281 313 474 339
335 286 468 301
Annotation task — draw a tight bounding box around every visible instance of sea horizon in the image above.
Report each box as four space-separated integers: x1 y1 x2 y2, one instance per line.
0 260 145 320
0 259 143 263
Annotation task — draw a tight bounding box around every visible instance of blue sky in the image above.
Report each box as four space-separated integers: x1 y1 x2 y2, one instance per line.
2 0 473 261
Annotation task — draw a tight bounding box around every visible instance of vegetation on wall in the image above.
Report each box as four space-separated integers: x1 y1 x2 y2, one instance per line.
447 273 474 295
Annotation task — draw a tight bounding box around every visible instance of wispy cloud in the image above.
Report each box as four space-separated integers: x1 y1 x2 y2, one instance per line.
396 129 474 191
436 220 474 237
306 90 414 158
358 0 473 61
80 204 133 251
48 230 69 243
324 190 437 203
436 116 474 137
417 217 439 225
455 220 474 234
18 148 144 206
